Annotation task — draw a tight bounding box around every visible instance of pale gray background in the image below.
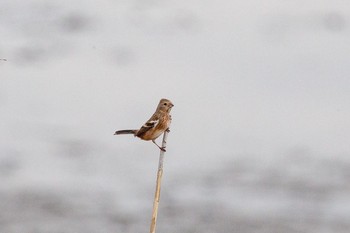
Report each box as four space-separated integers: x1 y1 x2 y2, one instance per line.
1 0 350 232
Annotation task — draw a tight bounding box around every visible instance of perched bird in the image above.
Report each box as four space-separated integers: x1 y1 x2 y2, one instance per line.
114 98 174 151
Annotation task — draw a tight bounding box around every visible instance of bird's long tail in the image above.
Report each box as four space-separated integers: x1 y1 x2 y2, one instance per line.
114 130 137 135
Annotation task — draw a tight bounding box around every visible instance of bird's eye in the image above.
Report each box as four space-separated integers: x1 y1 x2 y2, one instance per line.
164 103 167 105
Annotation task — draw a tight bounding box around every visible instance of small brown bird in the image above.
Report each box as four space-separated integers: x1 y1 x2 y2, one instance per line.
114 98 174 151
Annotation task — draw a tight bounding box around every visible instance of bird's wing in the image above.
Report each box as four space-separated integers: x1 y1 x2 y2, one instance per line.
136 114 159 137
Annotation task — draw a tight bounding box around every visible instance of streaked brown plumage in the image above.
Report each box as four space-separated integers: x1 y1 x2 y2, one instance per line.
114 98 174 151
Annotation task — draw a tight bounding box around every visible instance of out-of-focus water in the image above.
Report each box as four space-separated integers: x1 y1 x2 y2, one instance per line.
1 0 350 232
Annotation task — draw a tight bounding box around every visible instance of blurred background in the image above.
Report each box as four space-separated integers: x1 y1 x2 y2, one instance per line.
1 0 350 232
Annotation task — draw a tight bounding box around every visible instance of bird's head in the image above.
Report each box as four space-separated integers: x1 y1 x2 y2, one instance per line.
157 98 174 112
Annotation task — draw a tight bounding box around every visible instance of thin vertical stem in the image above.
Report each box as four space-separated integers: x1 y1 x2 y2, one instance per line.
149 130 169 233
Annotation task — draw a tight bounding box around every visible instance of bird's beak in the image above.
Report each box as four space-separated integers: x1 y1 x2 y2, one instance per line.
170 103 174 107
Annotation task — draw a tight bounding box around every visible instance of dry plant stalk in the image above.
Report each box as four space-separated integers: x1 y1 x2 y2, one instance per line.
149 130 169 233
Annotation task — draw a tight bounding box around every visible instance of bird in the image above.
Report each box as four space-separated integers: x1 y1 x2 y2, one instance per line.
114 98 174 151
